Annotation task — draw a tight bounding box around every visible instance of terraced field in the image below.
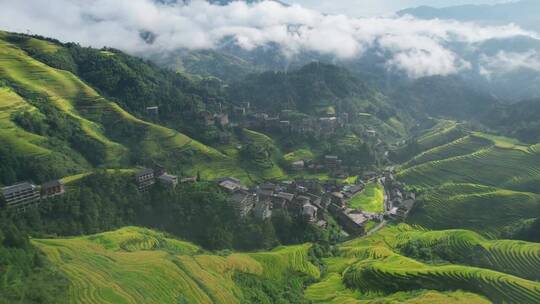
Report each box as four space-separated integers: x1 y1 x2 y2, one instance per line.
343 253 540 304
397 126 540 236
415 120 468 151
332 225 540 304
0 86 91 176
0 34 257 181
408 183 540 237
34 227 319 304
403 134 494 169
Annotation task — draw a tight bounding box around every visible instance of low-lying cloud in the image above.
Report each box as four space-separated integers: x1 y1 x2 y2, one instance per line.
0 0 538 78
480 50 540 77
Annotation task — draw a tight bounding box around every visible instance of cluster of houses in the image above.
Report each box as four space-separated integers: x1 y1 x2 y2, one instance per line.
290 155 352 179
215 176 369 236
215 167 416 237
380 170 416 219
134 165 194 192
1 179 65 212
191 100 381 144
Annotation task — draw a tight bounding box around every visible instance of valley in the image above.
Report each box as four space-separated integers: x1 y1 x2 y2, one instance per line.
1 22 540 304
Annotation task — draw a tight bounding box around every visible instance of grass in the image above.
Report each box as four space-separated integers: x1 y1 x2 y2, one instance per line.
283 148 315 162
348 182 385 213
33 227 320 304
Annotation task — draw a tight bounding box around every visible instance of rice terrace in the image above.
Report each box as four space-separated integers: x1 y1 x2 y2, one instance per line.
1 1 540 303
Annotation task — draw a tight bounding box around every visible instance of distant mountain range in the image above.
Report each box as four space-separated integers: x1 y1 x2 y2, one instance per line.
398 0 540 32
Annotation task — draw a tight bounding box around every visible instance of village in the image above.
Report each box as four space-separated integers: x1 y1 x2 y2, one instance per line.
2 103 412 236
2 160 415 237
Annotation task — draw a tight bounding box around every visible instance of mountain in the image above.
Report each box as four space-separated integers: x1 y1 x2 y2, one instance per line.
398 0 540 32
3 30 540 304
390 75 498 120
0 31 279 184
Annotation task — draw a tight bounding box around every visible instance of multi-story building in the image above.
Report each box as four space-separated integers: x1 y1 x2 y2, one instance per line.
1 182 40 210
135 168 155 192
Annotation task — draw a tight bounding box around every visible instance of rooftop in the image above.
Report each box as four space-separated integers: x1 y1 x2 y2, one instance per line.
135 168 154 178
41 179 64 189
2 182 38 196
158 173 178 182
276 192 294 201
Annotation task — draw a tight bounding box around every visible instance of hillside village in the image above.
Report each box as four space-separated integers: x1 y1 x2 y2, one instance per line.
1 164 416 237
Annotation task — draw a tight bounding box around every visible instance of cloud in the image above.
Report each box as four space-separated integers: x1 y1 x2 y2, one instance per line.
480 50 540 77
0 0 538 78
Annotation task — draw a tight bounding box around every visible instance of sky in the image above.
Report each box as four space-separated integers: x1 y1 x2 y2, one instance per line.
284 0 514 17
0 0 537 78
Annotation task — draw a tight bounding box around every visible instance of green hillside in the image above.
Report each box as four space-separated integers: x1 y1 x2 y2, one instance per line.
33 227 319 304
326 224 540 304
395 124 540 237
0 32 292 184
31 225 540 304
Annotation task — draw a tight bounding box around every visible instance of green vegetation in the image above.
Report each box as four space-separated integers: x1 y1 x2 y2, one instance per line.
347 182 385 212
397 125 540 237
0 218 68 304
0 32 291 184
283 148 315 162
32 227 319 304
327 224 540 303
408 183 540 237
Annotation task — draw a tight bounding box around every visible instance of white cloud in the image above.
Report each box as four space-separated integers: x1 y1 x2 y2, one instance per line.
0 0 537 78
480 50 540 77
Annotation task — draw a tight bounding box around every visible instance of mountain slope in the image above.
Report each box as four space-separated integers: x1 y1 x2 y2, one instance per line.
33 227 319 304
34 225 540 304
0 32 270 183
396 124 540 237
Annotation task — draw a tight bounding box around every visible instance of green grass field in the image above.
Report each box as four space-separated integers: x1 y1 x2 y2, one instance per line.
33 227 319 304
347 182 385 212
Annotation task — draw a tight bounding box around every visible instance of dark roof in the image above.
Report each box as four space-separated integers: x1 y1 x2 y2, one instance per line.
257 190 274 197
276 192 294 201
135 168 154 178
231 190 253 202
41 180 64 189
2 182 37 196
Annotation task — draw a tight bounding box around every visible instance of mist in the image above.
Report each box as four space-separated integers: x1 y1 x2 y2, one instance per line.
0 0 538 78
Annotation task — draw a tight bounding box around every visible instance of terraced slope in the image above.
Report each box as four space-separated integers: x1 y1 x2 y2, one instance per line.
409 183 540 237
399 131 540 192
328 225 540 304
0 86 91 180
0 34 254 181
397 127 540 235
33 227 319 304
403 134 494 169
343 252 540 304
